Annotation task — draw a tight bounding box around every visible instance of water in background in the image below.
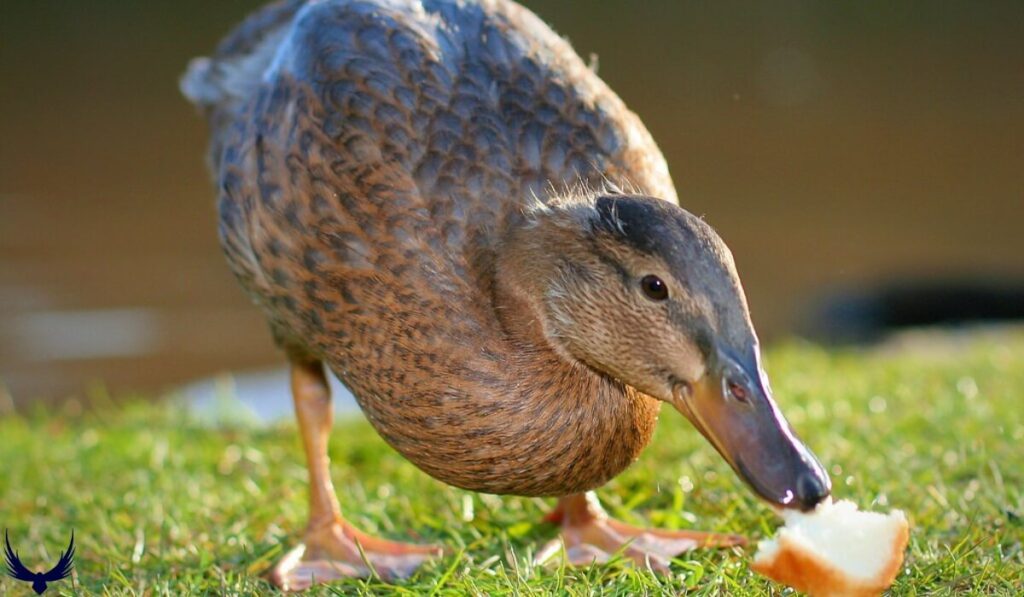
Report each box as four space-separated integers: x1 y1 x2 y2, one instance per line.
2 1 1022 403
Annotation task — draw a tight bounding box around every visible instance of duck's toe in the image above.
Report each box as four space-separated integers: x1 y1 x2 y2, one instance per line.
534 493 745 572
268 519 444 591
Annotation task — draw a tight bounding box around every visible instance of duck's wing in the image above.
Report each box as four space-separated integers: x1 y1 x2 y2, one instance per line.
185 0 676 205
284 0 677 206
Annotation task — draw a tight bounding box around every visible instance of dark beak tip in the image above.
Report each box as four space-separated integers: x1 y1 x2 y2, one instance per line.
795 470 831 511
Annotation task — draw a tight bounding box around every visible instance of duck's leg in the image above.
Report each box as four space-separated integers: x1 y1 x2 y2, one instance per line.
269 359 443 591
535 492 745 572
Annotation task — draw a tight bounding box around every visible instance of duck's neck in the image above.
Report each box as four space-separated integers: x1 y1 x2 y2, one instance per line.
482 264 661 495
345 213 660 497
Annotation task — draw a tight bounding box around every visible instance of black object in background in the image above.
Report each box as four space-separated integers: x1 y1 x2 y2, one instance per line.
804 279 1024 343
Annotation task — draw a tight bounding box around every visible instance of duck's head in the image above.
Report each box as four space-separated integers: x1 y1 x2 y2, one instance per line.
498 193 830 511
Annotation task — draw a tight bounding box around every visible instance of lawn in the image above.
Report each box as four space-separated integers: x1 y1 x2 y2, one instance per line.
1 332 1022 595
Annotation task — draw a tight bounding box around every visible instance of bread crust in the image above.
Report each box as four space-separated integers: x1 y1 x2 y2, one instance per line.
752 517 909 597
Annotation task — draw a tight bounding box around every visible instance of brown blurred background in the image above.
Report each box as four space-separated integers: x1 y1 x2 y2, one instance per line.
2 1 1022 404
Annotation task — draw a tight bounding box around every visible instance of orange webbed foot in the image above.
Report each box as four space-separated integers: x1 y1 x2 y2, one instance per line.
269 519 444 591
535 493 746 572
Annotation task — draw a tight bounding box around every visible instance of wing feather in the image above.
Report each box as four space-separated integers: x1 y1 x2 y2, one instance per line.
42 531 75 581
4 530 36 582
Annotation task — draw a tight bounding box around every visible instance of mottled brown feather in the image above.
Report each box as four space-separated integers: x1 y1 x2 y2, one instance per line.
189 0 682 496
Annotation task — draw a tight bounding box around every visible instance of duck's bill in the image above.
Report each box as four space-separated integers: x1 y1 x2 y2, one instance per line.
670 357 831 511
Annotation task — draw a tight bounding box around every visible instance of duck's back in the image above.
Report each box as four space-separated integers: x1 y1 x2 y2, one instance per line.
187 1 675 197
184 0 674 448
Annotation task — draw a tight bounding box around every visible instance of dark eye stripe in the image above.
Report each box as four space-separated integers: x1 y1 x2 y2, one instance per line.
641 275 668 301
587 237 635 288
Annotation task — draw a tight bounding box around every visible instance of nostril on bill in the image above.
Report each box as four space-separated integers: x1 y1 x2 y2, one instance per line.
795 470 830 511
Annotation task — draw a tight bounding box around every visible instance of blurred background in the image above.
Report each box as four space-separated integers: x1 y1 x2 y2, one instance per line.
2 0 1022 405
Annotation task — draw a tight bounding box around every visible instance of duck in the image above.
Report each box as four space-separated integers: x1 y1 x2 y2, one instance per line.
182 0 831 590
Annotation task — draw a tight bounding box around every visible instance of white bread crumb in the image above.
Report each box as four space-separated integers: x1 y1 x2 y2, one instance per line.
752 498 909 597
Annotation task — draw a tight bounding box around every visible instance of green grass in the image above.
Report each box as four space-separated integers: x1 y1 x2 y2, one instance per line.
2 333 1023 595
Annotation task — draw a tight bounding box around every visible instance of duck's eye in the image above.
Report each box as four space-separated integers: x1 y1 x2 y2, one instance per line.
727 380 750 403
640 275 668 301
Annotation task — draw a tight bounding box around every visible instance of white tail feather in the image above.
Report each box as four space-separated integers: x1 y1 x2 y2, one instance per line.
180 19 291 110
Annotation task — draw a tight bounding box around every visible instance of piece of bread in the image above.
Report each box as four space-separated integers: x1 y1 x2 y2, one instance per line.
752 498 909 597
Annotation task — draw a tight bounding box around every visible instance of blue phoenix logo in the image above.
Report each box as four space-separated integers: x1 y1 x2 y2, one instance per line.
4 530 75 595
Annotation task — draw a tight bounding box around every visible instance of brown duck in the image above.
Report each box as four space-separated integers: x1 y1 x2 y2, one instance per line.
183 0 830 590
